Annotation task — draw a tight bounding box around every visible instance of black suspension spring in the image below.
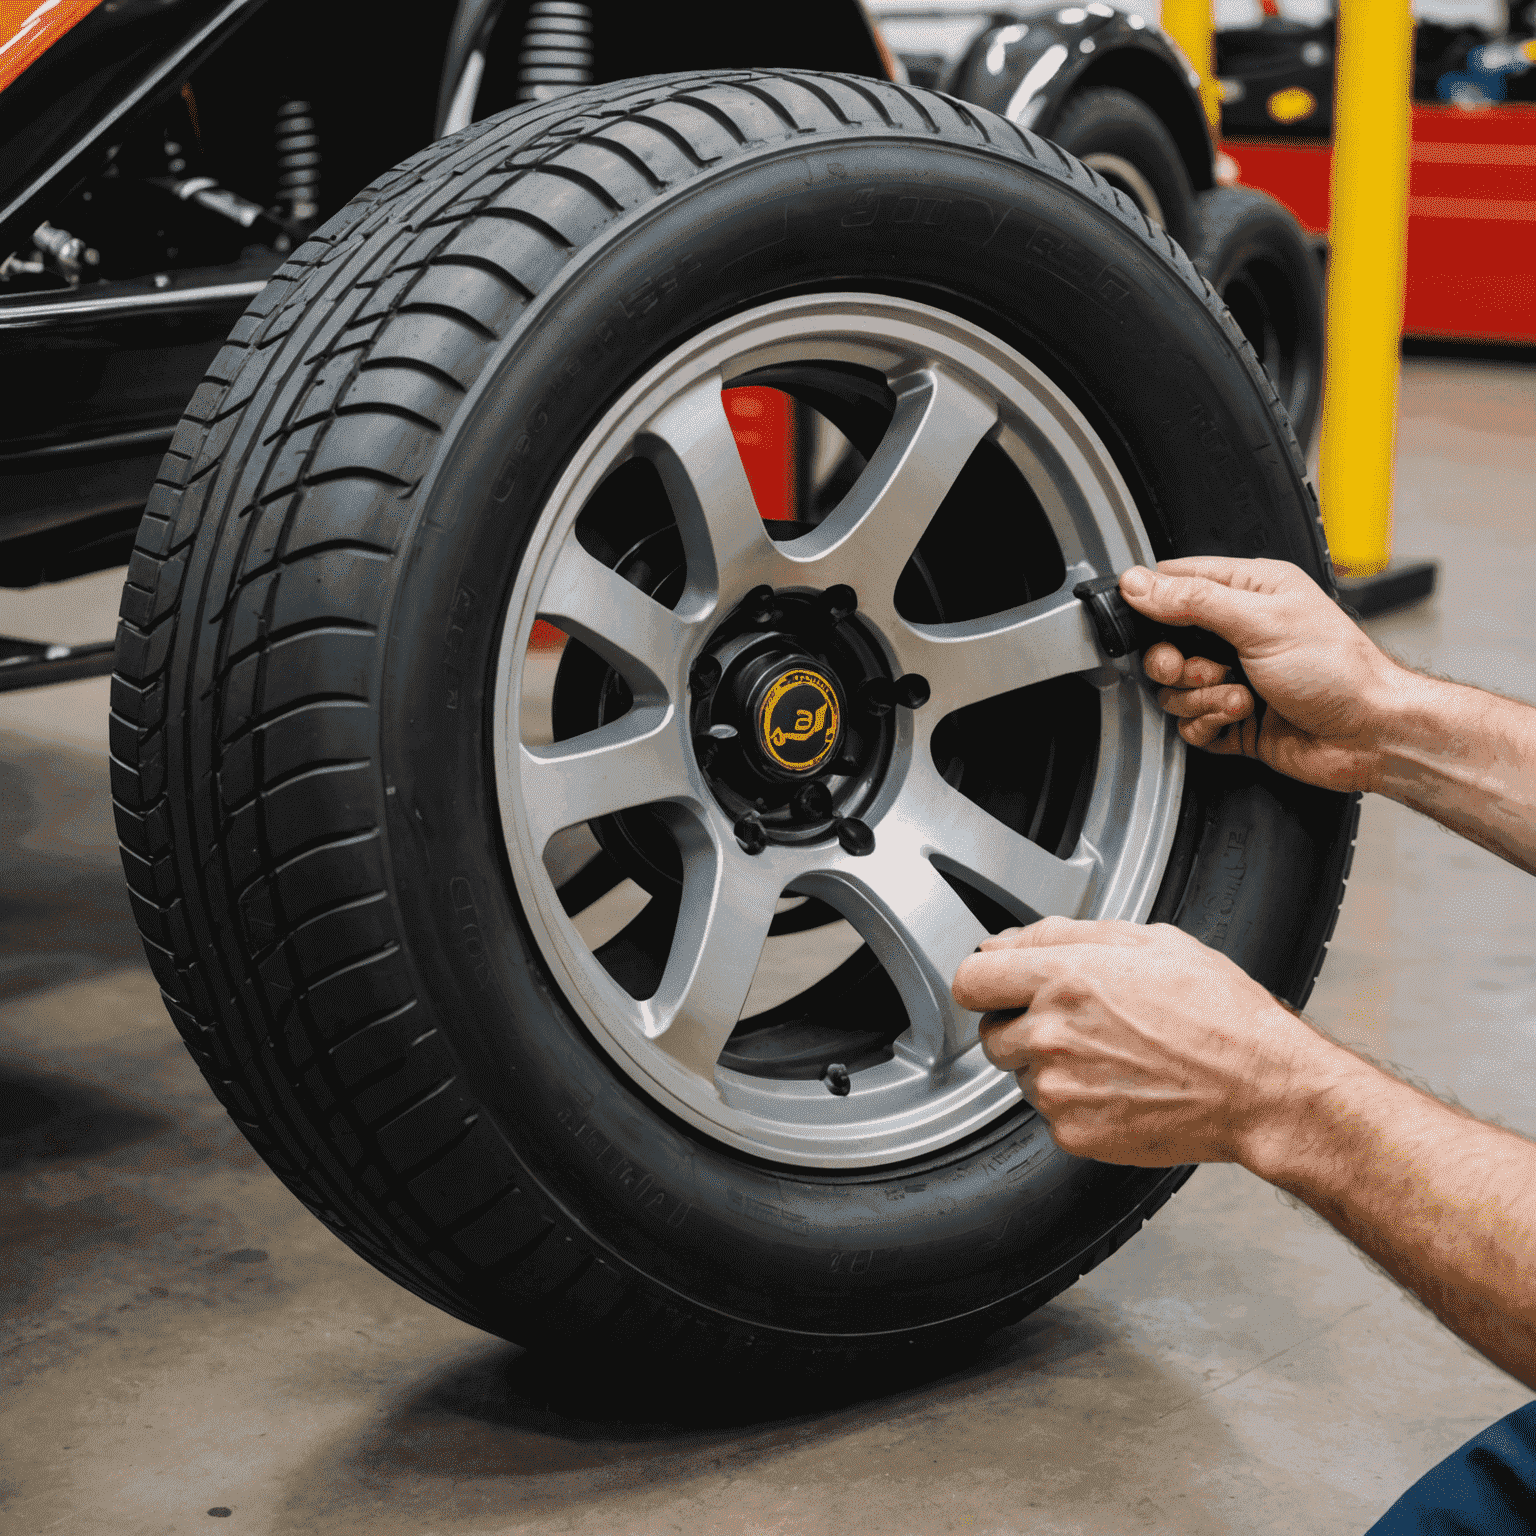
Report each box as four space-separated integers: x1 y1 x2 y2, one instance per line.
274 99 320 224
516 1 594 103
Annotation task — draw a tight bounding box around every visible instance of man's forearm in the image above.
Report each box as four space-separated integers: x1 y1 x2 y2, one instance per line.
1242 1040 1536 1389
1370 670 1536 874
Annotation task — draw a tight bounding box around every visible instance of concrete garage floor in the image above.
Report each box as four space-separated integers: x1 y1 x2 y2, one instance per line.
2 355 1533 1536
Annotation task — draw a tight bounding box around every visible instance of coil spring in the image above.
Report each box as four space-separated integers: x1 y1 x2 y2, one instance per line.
516 1 593 103
275 99 320 224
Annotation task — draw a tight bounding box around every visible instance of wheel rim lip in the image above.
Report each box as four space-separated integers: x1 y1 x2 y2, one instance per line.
490 292 1183 1169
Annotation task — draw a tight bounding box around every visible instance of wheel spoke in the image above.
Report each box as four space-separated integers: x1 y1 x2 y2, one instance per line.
520 708 693 853
924 774 1097 922
538 541 693 694
639 375 782 607
797 836 989 1070
894 586 1106 714
784 366 997 607
647 838 782 1079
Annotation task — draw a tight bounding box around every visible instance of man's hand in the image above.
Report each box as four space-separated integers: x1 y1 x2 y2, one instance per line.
953 917 1536 1389
1118 557 1398 792
952 917 1341 1167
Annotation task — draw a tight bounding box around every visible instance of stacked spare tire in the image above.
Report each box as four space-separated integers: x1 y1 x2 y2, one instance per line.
113 72 1355 1370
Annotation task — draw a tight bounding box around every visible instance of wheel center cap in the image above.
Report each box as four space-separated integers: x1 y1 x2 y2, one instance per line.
754 665 842 775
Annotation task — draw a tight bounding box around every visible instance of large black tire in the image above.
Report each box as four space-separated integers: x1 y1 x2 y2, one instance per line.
112 70 1357 1371
1189 184 1326 453
1047 85 1197 250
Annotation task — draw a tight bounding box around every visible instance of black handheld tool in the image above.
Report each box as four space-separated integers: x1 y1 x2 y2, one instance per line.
1073 574 1244 677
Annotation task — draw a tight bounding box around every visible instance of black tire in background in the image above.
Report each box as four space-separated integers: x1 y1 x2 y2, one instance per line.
111 71 1357 1372
1189 184 1326 453
1047 85 1197 250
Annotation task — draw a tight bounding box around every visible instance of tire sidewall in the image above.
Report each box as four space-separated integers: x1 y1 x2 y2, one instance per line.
1191 186 1325 451
373 132 1347 1337
1050 86 1197 249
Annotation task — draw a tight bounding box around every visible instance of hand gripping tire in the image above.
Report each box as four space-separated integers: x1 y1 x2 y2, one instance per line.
1188 184 1326 453
111 71 1358 1370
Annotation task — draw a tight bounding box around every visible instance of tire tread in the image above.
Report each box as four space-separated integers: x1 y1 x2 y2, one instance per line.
112 68 1347 1363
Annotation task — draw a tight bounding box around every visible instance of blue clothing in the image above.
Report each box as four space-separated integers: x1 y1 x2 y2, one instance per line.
1365 1401 1536 1534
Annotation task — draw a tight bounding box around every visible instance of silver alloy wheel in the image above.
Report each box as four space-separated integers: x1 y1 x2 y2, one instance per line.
491 293 1183 1168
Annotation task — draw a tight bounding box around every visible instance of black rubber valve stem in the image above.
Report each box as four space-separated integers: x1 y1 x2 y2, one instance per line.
1073 574 1247 683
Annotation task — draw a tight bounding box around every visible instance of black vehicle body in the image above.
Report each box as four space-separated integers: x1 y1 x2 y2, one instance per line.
0 0 1218 603
0 0 886 591
876 1 1214 199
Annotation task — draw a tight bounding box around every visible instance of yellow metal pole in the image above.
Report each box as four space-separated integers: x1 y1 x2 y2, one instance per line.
1162 0 1221 128
1318 0 1415 576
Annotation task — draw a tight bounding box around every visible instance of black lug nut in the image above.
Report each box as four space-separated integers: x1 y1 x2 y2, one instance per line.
690 655 722 695
822 1062 852 1097
741 584 777 626
858 675 928 717
694 721 737 769
791 781 833 822
831 754 861 776
820 584 858 626
857 678 897 717
734 811 768 855
833 816 875 857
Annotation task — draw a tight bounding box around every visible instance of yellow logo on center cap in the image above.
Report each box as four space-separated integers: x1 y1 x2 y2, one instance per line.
758 668 840 774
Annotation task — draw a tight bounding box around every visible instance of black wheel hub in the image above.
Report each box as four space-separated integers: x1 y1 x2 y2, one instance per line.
689 583 895 851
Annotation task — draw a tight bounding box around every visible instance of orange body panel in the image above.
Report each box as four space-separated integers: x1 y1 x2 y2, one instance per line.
1223 103 1536 344
0 0 102 94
